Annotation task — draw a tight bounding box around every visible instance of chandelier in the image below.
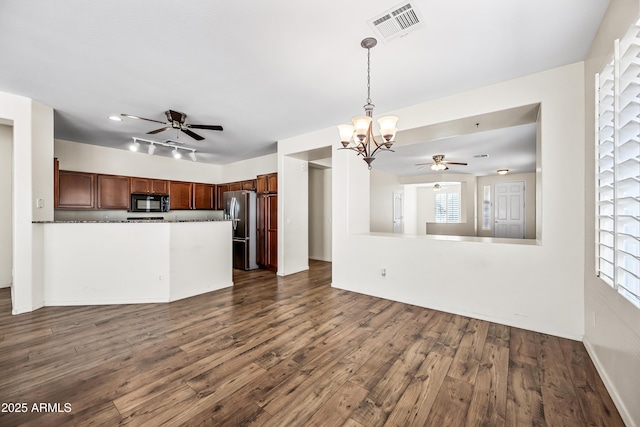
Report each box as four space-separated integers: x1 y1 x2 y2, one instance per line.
338 38 398 169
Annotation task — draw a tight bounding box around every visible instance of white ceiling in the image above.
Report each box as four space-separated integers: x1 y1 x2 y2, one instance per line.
0 1 609 166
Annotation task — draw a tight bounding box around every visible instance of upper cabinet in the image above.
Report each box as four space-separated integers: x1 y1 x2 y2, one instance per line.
57 171 96 209
130 178 168 195
242 179 257 191
169 181 193 210
228 181 242 192
257 173 277 194
193 183 215 210
97 174 130 210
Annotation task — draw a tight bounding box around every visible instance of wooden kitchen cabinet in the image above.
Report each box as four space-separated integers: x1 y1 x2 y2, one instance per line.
97 174 130 210
193 183 215 209
257 193 277 271
242 179 256 191
130 178 168 195
228 181 242 191
256 173 277 194
169 181 193 210
216 183 230 210
57 171 96 209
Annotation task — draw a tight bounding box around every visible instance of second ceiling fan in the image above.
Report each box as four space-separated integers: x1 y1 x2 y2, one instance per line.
122 109 223 141
416 154 468 171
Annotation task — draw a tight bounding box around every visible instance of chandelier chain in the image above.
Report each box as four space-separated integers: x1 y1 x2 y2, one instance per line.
366 47 372 105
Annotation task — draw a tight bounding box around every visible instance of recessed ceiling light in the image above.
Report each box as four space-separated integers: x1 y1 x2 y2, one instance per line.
108 115 122 121
497 169 509 175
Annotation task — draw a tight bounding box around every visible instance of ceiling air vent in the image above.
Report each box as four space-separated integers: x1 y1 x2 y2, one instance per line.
367 2 424 43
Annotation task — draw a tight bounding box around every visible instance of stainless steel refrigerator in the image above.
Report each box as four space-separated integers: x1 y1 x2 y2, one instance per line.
224 190 258 270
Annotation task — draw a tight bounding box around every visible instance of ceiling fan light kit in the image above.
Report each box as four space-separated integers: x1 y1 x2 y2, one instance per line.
337 37 398 169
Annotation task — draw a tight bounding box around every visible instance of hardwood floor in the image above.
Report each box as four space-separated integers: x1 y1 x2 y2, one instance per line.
0 260 623 426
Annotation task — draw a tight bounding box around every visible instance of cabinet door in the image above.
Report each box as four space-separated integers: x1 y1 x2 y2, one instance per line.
228 181 242 191
266 173 278 193
57 171 95 209
242 179 256 191
217 183 230 210
257 195 266 266
266 194 278 270
130 177 151 194
151 179 168 194
169 181 193 210
256 175 267 194
97 175 130 209
193 183 214 209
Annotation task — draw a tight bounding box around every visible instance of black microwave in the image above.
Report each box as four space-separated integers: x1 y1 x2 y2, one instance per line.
130 194 170 212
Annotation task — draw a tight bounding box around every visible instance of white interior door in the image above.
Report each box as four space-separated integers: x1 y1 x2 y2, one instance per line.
494 181 525 238
393 191 404 233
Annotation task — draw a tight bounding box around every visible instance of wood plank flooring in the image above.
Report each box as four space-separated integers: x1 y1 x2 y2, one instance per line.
0 260 623 426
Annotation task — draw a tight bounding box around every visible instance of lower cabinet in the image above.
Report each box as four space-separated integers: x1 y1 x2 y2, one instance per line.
257 194 277 271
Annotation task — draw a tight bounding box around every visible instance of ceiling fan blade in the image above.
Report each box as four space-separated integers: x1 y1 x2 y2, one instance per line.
443 162 468 165
121 114 167 124
187 124 224 131
147 127 170 135
167 110 186 123
181 128 205 141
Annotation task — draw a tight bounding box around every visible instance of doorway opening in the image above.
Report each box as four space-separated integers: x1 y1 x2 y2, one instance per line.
0 123 13 312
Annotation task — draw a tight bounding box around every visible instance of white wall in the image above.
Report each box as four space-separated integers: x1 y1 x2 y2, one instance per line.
370 168 402 233
0 125 12 288
221 153 277 182
278 155 310 275
279 62 585 341
55 139 222 183
476 172 536 239
583 1 640 425
309 167 332 262
0 92 54 314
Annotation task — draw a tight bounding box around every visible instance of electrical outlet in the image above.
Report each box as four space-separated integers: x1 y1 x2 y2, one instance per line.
36 198 44 208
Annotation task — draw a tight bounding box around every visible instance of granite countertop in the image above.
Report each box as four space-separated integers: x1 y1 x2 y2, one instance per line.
32 219 233 224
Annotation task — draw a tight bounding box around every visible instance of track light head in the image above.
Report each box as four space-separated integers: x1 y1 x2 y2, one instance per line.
148 143 156 155
189 151 197 162
172 148 181 159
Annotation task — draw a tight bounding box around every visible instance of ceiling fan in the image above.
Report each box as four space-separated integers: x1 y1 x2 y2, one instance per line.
416 154 468 171
121 109 223 141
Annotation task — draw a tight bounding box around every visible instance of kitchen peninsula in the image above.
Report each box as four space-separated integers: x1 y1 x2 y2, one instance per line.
33 219 232 306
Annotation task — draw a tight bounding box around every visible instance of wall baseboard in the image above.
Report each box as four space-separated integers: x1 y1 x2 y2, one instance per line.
309 256 332 262
583 338 636 427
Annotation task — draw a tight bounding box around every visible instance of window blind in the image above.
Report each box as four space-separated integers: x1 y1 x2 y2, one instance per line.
435 192 460 223
595 18 640 307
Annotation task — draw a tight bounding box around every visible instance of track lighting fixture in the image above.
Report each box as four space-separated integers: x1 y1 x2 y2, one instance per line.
130 137 198 162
